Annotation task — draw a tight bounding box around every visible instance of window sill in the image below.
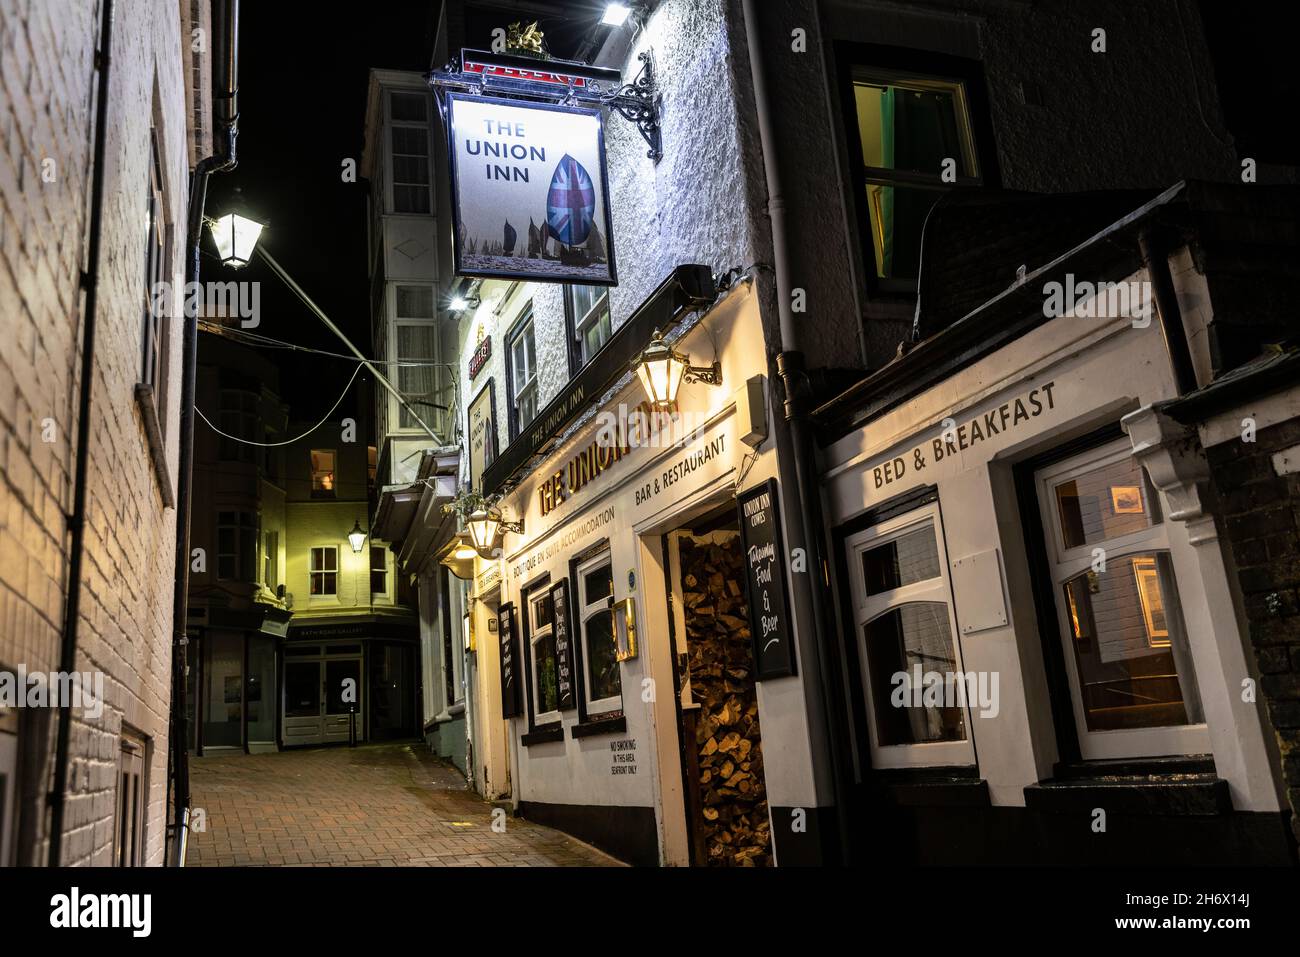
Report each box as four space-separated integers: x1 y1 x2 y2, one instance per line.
1024 756 1229 816
521 724 564 747
570 713 626 739
134 385 175 508
872 766 989 807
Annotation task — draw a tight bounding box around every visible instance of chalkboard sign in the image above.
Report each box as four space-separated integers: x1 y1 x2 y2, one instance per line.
550 580 577 711
499 603 522 718
736 478 797 679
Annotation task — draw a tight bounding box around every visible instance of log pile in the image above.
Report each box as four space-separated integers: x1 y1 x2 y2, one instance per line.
680 536 772 867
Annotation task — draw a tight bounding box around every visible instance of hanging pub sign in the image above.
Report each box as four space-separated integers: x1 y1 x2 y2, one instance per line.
467 378 497 492
736 479 797 680
446 92 617 286
499 603 522 718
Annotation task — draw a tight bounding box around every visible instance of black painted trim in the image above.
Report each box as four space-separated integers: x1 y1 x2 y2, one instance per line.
518 572 551 735
520 724 564 747
570 714 626 739
769 805 841 866
518 800 658 866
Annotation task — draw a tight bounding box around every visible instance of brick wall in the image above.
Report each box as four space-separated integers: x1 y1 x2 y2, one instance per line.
0 0 198 864
1208 417 1300 840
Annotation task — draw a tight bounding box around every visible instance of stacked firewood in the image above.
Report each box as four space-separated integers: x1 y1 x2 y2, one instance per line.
680 537 772 867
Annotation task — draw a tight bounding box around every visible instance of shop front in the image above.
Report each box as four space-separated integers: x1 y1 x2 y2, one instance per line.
815 190 1294 864
188 613 420 754
480 279 823 866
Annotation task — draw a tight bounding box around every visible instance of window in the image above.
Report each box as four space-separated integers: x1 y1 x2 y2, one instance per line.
577 554 621 714
528 588 560 724
1034 439 1206 759
849 64 982 284
370 546 387 595
311 449 336 498
141 130 169 420
565 284 612 370
846 501 973 768
310 546 338 596
216 511 257 582
394 288 439 431
218 389 258 463
1 703 16 866
508 311 538 439
114 731 146 867
263 530 278 590
389 90 431 213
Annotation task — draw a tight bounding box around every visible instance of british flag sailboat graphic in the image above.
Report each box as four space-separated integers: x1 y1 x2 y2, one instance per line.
546 154 596 250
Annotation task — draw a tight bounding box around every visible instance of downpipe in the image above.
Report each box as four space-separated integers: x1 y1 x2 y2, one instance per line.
741 0 855 862
48 0 115 869
169 0 240 866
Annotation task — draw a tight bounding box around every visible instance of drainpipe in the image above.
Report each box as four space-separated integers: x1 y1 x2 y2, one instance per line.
169 0 240 866
47 0 116 868
1138 227 1198 395
740 0 853 864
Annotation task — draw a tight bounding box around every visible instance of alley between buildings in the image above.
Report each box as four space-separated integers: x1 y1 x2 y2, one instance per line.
187 743 619 867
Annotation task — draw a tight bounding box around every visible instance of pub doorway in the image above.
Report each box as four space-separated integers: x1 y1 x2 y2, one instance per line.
663 506 773 867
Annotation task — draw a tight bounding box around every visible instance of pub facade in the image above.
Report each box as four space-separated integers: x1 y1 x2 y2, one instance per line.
410 0 1297 865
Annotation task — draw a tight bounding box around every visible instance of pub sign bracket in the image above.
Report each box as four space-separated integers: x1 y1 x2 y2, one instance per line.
428 48 663 161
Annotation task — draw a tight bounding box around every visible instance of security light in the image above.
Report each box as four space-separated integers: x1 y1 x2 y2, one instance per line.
602 3 632 26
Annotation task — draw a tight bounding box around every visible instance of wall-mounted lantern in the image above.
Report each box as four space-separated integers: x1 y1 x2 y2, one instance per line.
635 327 722 411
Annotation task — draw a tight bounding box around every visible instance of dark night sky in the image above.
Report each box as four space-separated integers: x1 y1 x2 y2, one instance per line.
201 1 602 427
203 1 443 425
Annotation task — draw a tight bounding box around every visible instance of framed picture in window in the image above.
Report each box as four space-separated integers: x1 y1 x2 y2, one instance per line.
1110 485 1144 514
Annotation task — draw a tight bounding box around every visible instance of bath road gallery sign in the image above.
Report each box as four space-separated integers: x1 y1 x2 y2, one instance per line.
446 93 617 286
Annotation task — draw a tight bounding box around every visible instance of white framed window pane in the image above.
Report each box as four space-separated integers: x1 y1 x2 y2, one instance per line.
1052 457 1159 552
861 525 940 596
396 324 436 428
1060 552 1202 732
389 90 427 122
863 601 966 747
396 286 435 319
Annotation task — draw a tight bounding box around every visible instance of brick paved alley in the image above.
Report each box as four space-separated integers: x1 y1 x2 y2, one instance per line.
187 743 621 867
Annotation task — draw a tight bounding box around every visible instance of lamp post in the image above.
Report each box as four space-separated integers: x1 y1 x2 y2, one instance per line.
634 327 722 411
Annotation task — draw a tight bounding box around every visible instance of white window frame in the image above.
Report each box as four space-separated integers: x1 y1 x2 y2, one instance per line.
370 545 388 598
567 284 611 366
387 89 432 214
509 315 538 437
1034 438 1209 760
310 545 339 598
114 730 147 867
392 285 441 434
263 529 278 591
577 552 621 715
141 130 169 416
529 589 561 726
845 501 975 769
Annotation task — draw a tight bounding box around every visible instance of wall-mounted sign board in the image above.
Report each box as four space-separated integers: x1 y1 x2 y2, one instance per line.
467 378 497 493
498 603 522 718
736 478 797 680
446 93 617 286
549 579 577 711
